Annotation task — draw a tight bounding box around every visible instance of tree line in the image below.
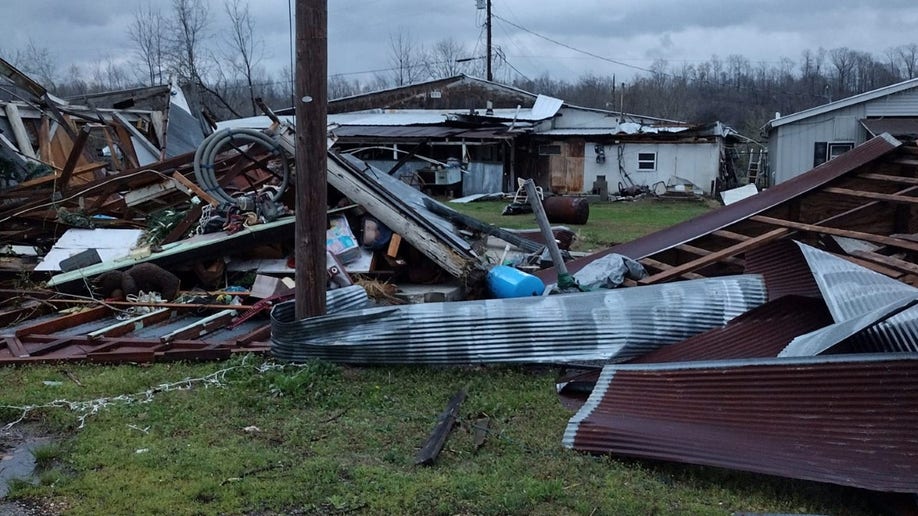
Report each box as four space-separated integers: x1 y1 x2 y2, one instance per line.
3 0 916 139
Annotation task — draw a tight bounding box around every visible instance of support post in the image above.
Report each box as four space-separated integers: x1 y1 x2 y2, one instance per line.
294 0 328 319
486 0 493 81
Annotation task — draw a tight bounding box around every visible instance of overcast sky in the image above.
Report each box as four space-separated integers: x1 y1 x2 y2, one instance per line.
2 0 917 86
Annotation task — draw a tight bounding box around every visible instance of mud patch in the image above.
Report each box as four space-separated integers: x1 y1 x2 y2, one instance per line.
0 425 52 498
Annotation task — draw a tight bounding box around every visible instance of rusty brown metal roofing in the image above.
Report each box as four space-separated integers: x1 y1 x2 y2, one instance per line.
743 240 822 301
537 133 904 285
627 295 832 364
563 353 918 493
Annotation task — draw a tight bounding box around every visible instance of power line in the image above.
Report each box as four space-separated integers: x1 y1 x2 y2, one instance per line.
492 12 667 77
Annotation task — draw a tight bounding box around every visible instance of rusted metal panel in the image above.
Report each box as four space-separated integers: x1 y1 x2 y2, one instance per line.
628 296 832 364
564 354 918 493
743 240 822 301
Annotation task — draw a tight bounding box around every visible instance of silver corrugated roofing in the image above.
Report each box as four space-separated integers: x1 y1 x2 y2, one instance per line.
564 353 918 493
270 275 767 364
796 242 918 353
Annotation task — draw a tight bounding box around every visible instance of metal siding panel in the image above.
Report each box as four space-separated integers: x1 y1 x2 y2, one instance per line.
271 275 767 364
460 162 503 195
865 89 918 117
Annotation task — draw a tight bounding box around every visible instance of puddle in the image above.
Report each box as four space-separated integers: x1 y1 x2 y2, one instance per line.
0 428 52 499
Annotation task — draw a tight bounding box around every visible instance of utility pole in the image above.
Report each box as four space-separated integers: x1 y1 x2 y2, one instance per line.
486 0 493 81
294 0 327 319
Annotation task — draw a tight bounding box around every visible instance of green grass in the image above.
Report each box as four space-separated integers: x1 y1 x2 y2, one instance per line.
446 198 713 251
0 199 878 514
0 357 876 515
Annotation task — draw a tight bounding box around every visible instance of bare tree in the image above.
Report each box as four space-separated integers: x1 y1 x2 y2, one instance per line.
128 1 167 85
224 0 263 115
388 29 428 86
894 43 918 79
426 38 471 79
169 0 210 105
13 39 57 89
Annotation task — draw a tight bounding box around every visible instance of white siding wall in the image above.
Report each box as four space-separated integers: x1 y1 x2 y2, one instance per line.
584 142 721 194
552 108 618 129
770 103 865 184
865 89 918 116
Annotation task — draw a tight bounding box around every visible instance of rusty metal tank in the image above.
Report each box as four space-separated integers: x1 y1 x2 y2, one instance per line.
543 196 590 225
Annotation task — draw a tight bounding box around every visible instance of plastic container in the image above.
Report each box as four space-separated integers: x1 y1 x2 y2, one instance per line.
487 265 546 298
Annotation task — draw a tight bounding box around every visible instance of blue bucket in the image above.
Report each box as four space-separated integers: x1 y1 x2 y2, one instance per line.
487 265 546 298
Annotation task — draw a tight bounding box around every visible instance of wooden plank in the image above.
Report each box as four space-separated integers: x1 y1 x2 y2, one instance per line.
101 126 123 171
676 244 745 267
414 388 467 466
751 215 918 253
4 103 36 158
639 228 791 285
639 257 705 280
858 173 918 186
172 172 220 206
822 186 918 205
112 122 140 170
850 250 918 276
27 337 79 357
123 179 178 207
38 115 51 162
3 336 29 358
15 305 110 338
57 125 91 195
387 233 402 258
712 229 751 242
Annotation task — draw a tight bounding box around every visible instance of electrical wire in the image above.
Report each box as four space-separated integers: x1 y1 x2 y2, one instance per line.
492 12 667 77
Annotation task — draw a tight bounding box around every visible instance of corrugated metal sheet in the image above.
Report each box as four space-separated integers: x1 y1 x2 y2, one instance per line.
563 353 918 493
743 240 822 301
796 242 918 353
271 275 767 365
629 296 832 364
537 133 903 283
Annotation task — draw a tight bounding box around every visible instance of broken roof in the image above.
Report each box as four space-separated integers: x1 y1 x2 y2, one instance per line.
538 132 915 287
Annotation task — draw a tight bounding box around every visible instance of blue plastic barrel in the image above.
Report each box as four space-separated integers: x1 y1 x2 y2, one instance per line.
487 265 546 298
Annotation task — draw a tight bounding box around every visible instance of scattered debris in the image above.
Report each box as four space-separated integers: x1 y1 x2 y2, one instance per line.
414 388 467 466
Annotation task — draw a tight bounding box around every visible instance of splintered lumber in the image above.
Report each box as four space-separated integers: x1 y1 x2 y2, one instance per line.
414 388 467 466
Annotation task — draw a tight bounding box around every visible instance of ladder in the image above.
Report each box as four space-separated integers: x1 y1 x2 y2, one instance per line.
747 148 763 187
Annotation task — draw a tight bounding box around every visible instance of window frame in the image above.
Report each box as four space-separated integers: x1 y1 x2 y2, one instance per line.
637 152 657 171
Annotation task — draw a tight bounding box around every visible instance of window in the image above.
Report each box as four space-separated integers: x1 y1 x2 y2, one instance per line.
637 152 656 171
814 142 854 167
538 144 561 156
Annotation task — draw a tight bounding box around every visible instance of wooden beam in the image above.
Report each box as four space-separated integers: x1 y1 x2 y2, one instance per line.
57 125 91 196
712 229 750 242
414 388 467 466
639 228 791 285
159 310 237 343
858 173 918 186
172 172 220 206
87 308 172 341
3 336 29 358
751 215 918 253
823 186 918 205
4 103 36 158
850 250 918 277
639 257 706 280
677 243 745 267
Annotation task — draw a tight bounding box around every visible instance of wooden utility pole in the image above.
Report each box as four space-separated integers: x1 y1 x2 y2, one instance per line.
486 0 493 81
294 0 327 319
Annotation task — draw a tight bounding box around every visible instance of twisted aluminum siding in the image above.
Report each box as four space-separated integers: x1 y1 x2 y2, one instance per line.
270 275 767 365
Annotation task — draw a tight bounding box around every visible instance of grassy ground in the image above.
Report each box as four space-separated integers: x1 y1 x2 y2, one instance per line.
0 358 876 515
0 199 880 515
448 198 713 251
